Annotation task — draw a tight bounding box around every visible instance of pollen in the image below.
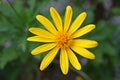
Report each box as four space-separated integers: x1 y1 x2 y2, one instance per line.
54 31 73 49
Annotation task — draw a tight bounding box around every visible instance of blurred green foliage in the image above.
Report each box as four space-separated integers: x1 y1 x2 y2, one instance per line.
0 0 120 80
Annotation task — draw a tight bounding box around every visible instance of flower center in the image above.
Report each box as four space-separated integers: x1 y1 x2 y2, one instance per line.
54 31 73 49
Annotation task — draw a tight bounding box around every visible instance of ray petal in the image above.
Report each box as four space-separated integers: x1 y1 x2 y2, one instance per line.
29 28 55 38
27 36 54 42
36 15 57 35
68 12 87 35
50 7 63 31
67 48 81 70
71 46 95 59
40 47 59 70
72 24 95 38
64 6 73 31
31 43 56 55
60 49 69 75
72 39 98 48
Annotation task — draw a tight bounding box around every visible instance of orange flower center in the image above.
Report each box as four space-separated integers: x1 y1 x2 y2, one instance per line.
55 31 73 49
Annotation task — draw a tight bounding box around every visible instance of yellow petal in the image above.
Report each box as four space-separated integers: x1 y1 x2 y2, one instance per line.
27 36 54 42
36 15 57 35
72 24 95 38
40 47 59 70
64 6 73 31
67 48 81 70
71 46 95 59
72 39 98 48
31 43 56 55
50 7 63 31
60 49 69 75
29 28 55 38
68 12 87 35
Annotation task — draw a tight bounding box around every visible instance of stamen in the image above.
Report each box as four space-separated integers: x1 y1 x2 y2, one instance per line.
54 31 73 48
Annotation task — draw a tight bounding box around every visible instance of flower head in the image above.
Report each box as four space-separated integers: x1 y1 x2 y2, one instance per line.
27 6 98 75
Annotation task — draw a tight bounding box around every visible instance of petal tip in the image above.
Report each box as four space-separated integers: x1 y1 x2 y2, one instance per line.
91 40 99 48
95 41 99 47
31 49 40 55
31 52 34 55
76 64 82 70
40 66 44 71
36 15 40 19
87 24 96 30
91 24 96 29
28 28 34 32
91 55 95 59
31 51 36 55
50 7 55 11
26 37 30 41
36 15 42 20
62 71 68 75
28 28 32 31
75 66 81 71
82 12 87 16
67 5 72 9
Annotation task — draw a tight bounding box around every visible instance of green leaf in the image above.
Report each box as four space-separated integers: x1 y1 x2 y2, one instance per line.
102 42 117 56
18 35 28 52
6 68 20 80
13 0 23 13
92 47 104 67
0 35 8 45
28 0 36 12
92 22 115 40
84 10 94 24
112 7 120 15
0 47 20 69
0 3 15 17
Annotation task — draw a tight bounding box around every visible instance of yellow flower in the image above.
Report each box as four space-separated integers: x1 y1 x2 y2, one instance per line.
27 6 98 75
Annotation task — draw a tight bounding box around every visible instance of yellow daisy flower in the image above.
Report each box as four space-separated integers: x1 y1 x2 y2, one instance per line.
27 6 98 75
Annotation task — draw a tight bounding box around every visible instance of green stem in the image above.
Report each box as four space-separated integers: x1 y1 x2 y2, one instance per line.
6 0 21 18
6 0 27 29
69 65 92 80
